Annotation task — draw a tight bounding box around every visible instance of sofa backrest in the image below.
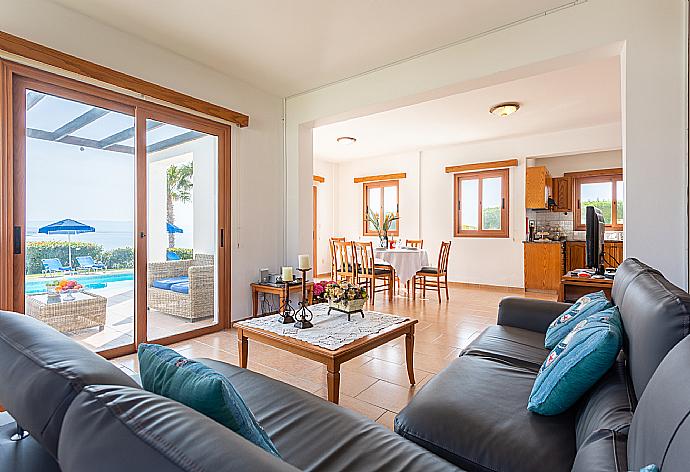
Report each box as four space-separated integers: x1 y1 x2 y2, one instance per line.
0 311 140 459
627 334 690 471
58 385 299 472
612 258 690 399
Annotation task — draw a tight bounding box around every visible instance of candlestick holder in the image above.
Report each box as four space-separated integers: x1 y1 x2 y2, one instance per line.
278 280 295 324
293 268 313 329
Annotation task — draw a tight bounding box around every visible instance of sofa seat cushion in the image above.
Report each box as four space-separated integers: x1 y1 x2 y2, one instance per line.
198 358 460 472
152 276 189 290
395 355 576 472
58 385 297 472
462 325 549 369
170 282 190 294
571 429 628 472
0 311 140 459
0 412 60 472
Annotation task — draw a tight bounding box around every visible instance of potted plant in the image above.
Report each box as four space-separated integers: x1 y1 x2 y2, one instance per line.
367 209 399 248
324 281 368 319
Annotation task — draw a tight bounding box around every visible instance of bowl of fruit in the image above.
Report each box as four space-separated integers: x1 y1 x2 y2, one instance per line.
47 279 84 301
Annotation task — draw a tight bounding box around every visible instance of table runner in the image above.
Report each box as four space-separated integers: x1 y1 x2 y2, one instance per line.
237 303 408 350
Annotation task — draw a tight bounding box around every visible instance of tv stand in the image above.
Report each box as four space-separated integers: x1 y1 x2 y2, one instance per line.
558 271 613 303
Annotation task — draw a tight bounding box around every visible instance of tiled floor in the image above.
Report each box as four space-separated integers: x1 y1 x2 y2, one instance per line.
112 285 555 429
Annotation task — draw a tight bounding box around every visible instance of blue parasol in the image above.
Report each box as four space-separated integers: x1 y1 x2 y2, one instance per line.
38 218 95 267
166 222 183 233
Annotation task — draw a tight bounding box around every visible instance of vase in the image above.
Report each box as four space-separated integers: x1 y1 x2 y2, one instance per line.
379 234 388 249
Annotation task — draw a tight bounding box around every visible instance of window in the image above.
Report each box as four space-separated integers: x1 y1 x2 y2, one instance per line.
363 180 399 236
454 169 509 237
573 172 623 230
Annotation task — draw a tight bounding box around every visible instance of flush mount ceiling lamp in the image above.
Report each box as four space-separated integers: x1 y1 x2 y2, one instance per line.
489 102 520 117
336 136 357 145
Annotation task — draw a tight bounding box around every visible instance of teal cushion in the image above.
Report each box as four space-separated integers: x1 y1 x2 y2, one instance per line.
137 343 280 457
635 466 659 472
544 290 613 349
528 307 623 416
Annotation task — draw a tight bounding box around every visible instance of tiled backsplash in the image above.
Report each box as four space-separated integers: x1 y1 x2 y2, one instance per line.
526 210 623 241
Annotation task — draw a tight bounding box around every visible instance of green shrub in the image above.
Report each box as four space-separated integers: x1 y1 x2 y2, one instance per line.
26 241 104 275
102 247 134 269
168 247 193 260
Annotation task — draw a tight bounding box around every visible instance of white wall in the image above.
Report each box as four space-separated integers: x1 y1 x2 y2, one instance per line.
313 160 336 275
321 123 621 288
287 0 689 289
1 0 285 320
533 150 622 177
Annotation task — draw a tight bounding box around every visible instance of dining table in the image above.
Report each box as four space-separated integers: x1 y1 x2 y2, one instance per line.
374 247 430 292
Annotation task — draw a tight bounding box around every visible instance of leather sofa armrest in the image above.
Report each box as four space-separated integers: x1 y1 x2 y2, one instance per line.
497 297 571 334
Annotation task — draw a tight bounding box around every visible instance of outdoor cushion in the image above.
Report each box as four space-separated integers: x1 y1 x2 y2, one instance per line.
152 276 189 290
170 282 190 294
544 290 612 349
528 307 623 416
200 358 459 472
0 310 140 459
138 344 280 457
395 354 576 472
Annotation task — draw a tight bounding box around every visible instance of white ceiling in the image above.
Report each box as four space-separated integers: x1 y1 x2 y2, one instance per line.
313 57 621 162
49 0 577 96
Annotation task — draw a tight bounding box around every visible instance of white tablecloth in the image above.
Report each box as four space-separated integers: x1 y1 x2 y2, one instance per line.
374 248 429 286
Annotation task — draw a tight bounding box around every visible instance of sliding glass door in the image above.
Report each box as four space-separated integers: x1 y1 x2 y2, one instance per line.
8 65 230 358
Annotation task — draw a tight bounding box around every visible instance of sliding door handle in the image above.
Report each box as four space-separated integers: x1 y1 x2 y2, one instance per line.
220 228 224 248
13 226 21 255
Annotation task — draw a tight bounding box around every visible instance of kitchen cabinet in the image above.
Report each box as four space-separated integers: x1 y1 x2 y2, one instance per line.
565 241 586 272
524 242 564 291
551 177 572 212
525 166 552 209
565 241 623 272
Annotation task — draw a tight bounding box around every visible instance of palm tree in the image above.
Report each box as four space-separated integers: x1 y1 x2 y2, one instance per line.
166 163 193 248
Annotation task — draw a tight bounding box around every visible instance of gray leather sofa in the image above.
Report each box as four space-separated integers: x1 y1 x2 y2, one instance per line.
0 306 458 471
395 258 690 472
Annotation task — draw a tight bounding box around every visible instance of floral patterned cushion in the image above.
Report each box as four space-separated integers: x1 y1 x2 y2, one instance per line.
544 290 613 349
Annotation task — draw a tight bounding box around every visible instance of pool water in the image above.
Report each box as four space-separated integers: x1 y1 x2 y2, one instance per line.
25 271 134 295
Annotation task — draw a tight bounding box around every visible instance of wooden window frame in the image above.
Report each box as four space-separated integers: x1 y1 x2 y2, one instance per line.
454 168 509 238
1 60 232 359
572 171 623 231
363 180 400 237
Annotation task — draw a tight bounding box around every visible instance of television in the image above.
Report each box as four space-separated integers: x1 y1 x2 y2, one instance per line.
585 206 605 275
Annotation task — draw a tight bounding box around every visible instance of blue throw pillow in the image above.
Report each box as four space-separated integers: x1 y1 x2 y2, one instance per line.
138 343 280 457
528 307 622 415
544 290 613 349
634 466 659 472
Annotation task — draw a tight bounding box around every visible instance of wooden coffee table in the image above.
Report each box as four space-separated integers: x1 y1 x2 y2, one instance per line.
236 318 417 404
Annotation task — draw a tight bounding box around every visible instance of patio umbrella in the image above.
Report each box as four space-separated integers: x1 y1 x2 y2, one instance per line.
166 222 183 234
38 218 95 267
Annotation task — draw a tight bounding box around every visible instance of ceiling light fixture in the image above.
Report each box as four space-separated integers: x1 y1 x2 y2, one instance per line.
489 102 520 117
336 136 357 145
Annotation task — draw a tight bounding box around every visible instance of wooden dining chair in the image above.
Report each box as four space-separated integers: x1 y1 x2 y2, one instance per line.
332 240 356 282
354 241 393 305
405 239 423 248
413 241 451 302
329 237 346 279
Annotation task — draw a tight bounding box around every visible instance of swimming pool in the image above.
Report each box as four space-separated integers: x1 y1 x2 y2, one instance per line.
25 271 134 294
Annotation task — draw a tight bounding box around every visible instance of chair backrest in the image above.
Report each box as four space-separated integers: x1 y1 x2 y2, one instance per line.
437 241 451 274
353 241 375 276
330 237 346 270
332 240 355 277
406 239 423 248
42 258 61 270
76 256 94 266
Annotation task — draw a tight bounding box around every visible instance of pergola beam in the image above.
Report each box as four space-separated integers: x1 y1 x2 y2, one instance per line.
146 131 205 154
99 120 164 149
52 108 109 140
26 91 45 111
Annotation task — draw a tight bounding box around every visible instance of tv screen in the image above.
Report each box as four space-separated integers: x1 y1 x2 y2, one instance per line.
585 206 605 273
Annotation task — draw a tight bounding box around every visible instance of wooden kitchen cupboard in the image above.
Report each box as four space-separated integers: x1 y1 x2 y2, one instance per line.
525 166 552 209
551 177 572 212
524 242 564 291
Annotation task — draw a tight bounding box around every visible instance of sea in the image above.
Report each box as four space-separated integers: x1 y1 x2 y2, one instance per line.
26 220 135 250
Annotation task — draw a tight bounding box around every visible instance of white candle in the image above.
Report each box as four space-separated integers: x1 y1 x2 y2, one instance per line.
298 254 310 270
281 266 293 282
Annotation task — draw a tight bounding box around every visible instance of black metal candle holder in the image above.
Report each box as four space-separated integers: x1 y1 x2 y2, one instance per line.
278 280 295 324
293 268 313 329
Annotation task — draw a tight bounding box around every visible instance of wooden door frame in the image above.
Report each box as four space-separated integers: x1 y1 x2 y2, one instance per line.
313 185 317 275
0 60 231 359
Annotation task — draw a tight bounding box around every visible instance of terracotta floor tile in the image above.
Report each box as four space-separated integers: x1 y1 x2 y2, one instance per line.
355 380 420 413
354 358 428 388
376 410 397 430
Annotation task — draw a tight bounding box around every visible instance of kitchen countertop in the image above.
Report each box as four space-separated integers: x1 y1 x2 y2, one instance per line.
524 239 623 244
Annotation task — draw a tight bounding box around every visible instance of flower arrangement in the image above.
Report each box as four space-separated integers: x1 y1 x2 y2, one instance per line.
367 209 399 248
322 280 368 314
312 280 333 303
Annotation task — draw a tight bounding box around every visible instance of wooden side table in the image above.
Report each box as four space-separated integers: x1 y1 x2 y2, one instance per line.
558 274 613 303
250 282 314 317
